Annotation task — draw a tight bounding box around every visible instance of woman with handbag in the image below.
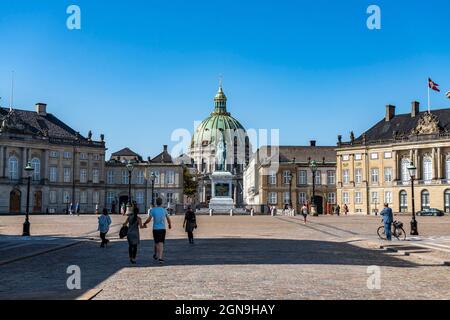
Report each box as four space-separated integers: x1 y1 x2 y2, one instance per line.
122 206 144 264
183 206 197 244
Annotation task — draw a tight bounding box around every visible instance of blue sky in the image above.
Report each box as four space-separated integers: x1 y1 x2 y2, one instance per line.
1 0 449 158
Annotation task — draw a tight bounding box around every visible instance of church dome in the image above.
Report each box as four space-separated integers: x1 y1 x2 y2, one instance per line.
191 85 246 148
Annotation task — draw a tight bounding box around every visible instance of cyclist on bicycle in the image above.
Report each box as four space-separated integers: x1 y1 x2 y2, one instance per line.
380 203 394 241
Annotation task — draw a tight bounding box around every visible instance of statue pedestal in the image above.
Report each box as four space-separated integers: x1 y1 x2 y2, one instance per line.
209 171 235 214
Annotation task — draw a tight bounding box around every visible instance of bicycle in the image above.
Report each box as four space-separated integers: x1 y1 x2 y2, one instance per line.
377 220 406 241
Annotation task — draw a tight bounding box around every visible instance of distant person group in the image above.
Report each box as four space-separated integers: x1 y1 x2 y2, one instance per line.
97 197 197 265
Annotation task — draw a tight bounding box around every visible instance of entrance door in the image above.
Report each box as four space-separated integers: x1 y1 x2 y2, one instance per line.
119 196 129 213
9 189 21 213
445 190 450 213
33 191 42 213
313 196 324 214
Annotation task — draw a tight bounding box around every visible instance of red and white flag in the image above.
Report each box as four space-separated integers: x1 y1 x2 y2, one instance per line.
428 78 440 92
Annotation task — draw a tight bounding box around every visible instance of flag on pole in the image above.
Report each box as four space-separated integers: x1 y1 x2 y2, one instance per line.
428 78 440 92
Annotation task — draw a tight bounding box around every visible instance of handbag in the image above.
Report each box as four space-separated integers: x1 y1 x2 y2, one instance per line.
119 226 129 239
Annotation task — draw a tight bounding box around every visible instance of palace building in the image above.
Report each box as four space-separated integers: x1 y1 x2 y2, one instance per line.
336 101 450 214
244 142 337 214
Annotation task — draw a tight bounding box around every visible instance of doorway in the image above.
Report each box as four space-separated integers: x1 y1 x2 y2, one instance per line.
313 196 324 214
33 191 42 213
9 189 21 213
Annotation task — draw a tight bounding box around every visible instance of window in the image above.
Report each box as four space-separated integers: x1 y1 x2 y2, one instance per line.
384 167 393 183
342 155 350 161
355 168 362 184
107 171 114 184
343 170 350 184
49 191 57 204
298 170 307 185
50 167 58 182
93 191 100 204
63 151 72 159
315 170 321 185
150 171 160 184
63 191 71 204
298 192 307 205
400 191 408 212
327 171 335 185
166 192 174 204
122 171 129 185
80 191 88 204
283 192 290 204
107 192 115 205
63 167 71 183
136 191 144 204
80 169 87 183
384 152 392 159
268 192 277 205
137 171 145 184
421 190 430 210
355 154 362 161
370 153 379 160
384 191 392 204
80 153 88 160
92 169 100 184
166 171 175 184
371 169 379 184
49 151 59 158
93 154 101 161
401 159 411 182
343 192 350 204
423 156 432 182
446 158 450 180
328 193 336 205
31 158 41 181
371 192 379 204
283 171 292 184
269 171 277 185
355 192 362 204
8 156 18 180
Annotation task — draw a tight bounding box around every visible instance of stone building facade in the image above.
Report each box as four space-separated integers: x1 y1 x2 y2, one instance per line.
336 101 450 214
0 104 106 214
244 142 337 214
104 146 184 214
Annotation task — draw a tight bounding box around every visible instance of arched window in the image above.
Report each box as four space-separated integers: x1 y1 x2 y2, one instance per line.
400 190 408 212
445 189 450 213
423 156 432 182
401 159 411 182
8 156 18 180
421 190 430 210
446 158 450 180
31 158 40 181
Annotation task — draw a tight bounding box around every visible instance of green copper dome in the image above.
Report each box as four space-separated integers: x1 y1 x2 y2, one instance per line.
191 86 246 148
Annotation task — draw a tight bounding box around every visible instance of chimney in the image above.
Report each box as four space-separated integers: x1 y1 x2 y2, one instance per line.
310 140 317 147
163 145 168 152
411 101 420 118
385 105 395 122
35 103 47 116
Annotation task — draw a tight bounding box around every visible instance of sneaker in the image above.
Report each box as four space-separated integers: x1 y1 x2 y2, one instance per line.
153 254 158 260
158 259 164 264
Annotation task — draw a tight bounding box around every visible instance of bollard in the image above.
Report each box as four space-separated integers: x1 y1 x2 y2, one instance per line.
230 209 233 216
251 208 254 216
209 209 213 216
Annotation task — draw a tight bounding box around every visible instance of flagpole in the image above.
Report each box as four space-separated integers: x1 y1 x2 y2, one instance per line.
428 78 431 113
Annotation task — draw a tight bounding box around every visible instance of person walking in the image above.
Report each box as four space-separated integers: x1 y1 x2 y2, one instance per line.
300 203 309 224
76 202 80 216
344 204 349 216
98 208 112 248
380 203 394 241
335 204 341 216
143 197 172 264
183 206 197 244
123 206 144 264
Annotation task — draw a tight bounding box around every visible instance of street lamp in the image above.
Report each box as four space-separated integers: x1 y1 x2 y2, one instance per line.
309 160 318 216
123 160 135 207
407 162 419 236
22 162 34 236
150 172 156 207
287 171 293 208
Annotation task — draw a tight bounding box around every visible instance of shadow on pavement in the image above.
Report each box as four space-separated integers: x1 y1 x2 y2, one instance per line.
0 237 429 300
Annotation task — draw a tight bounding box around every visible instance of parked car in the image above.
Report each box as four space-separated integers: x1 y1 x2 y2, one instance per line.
416 208 445 217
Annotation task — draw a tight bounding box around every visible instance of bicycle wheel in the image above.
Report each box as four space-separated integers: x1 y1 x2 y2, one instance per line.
377 226 387 240
394 227 407 241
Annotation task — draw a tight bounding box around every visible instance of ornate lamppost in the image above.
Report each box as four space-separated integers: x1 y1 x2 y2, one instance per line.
309 160 318 216
407 162 419 236
123 160 135 212
150 172 156 207
287 171 293 208
22 162 34 236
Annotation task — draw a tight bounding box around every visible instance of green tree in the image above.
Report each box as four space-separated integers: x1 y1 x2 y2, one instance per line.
183 167 198 201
